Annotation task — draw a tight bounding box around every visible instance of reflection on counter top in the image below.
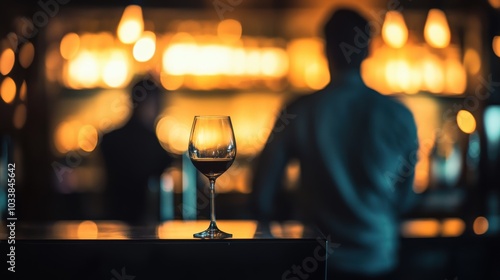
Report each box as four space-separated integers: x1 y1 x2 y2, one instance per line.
0 220 315 240
1 218 496 240
0 220 329 279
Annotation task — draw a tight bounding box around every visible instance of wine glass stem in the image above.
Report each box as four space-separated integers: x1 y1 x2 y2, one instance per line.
209 178 216 225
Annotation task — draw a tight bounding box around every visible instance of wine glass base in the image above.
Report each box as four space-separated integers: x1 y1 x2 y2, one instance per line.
193 222 232 239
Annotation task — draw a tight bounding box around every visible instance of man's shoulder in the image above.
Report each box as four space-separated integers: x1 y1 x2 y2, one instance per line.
368 91 414 120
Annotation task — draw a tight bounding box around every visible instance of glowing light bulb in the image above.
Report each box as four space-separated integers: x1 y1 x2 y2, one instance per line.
133 31 156 62
117 5 144 44
382 11 408 48
424 9 451 48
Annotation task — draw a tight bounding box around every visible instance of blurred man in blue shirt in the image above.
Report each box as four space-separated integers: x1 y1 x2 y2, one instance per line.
252 7 420 280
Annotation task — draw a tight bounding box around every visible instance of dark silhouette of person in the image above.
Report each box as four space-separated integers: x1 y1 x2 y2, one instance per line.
100 77 174 226
251 7 420 280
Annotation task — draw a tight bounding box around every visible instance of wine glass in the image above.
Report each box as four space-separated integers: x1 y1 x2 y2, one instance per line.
188 116 236 239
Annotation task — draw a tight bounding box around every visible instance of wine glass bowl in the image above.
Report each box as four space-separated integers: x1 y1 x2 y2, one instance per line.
188 116 236 239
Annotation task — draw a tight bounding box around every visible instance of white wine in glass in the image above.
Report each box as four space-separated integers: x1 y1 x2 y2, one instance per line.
188 116 236 239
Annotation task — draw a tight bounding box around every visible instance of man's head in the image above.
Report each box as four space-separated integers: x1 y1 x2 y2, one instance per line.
323 8 371 71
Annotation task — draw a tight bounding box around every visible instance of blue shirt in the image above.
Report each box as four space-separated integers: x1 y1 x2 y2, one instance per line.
252 71 419 275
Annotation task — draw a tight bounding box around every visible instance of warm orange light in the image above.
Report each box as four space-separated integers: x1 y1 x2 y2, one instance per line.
68 51 100 88
157 220 257 239
424 9 451 48
421 56 445 93
160 72 184 91
260 48 289 77
229 48 246 75
287 38 330 89
382 11 408 48
270 221 304 238
473 216 489 235
19 81 27 101
0 48 15 75
133 31 156 62
217 19 242 43
19 42 35 68
456 110 476 134
60 32 80 60
401 219 440 237
305 61 330 90
13 104 27 129
493 36 500 57
386 59 415 93
399 96 440 193
162 42 196 75
245 49 261 76
444 59 466 94
55 121 78 153
441 218 465 237
156 115 191 154
78 125 98 152
464 48 481 74
489 0 500 8
1 77 16 104
117 5 144 44
77 220 98 239
162 38 288 80
102 49 130 88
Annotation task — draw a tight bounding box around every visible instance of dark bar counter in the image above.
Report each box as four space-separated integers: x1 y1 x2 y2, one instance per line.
2 219 500 279
1 220 328 280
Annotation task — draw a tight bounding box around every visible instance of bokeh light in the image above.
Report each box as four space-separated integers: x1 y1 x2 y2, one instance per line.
19 42 35 68
456 110 476 134
0 48 15 75
217 19 242 43
401 219 440 237
382 11 408 48
60 32 81 60
78 125 99 152
473 216 489 235
1 77 16 104
19 80 27 101
489 0 500 9
117 5 144 44
102 50 130 88
441 218 465 237
68 51 100 88
133 31 156 62
463 48 481 74
424 9 451 48
55 121 79 153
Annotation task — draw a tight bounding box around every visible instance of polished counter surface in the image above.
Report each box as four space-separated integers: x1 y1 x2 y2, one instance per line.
2 219 499 279
0 220 317 240
1 220 329 280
